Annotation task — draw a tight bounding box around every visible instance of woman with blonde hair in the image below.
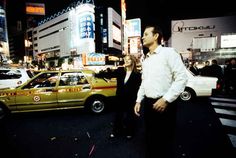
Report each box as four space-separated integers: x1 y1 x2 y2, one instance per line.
109 54 142 139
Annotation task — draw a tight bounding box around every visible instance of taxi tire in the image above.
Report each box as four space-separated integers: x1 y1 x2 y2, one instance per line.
86 96 106 114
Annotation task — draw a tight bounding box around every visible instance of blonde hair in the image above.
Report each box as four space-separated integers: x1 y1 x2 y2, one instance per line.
124 54 138 72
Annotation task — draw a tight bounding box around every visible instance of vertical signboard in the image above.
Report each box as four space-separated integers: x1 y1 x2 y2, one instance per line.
0 2 9 59
79 14 94 39
0 8 6 42
108 7 122 50
128 36 141 54
121 0 126 54
125 18 141 54
70 3 95 55
126 18 141 37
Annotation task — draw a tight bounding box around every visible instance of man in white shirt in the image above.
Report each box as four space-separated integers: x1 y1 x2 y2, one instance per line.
134 25 188 158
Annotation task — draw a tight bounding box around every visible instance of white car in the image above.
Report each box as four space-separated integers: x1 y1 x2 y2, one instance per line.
0 67 34 89
179 69 218 101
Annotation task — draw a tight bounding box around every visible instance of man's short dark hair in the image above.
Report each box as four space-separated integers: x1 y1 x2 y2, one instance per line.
145 25 163 45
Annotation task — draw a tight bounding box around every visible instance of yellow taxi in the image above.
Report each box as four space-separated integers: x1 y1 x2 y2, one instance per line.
0 69 117 119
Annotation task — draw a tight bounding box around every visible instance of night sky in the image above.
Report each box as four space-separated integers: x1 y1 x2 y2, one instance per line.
5 0 236 40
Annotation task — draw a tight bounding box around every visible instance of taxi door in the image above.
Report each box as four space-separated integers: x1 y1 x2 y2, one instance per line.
57 72 91 108
15 72 59 111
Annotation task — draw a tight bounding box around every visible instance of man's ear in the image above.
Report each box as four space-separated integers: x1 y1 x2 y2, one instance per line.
154 33 159 41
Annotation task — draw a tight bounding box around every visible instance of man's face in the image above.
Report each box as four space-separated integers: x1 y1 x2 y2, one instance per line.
142 27 157 48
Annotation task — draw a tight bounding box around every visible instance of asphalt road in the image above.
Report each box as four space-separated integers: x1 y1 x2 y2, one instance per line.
0 97 235 158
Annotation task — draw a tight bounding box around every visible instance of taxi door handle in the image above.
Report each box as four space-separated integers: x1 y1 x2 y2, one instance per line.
45 89 53 92
82 85 90 89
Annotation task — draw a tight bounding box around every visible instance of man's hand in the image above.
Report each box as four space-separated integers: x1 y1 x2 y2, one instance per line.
153 97 168 112
134 102 141 116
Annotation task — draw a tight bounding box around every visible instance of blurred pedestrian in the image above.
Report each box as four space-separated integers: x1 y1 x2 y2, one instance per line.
200 60 210 76
189 61 200 75
224 58 236 94
134 24 188 158
222 59 231 94
109 54 142 139
209 59 223 80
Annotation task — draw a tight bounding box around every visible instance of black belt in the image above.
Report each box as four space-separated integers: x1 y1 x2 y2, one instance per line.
144 96 162 102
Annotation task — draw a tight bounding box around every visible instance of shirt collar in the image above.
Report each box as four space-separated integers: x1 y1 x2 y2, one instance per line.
146 45 163 57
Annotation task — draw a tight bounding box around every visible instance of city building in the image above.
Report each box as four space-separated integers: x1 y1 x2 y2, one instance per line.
0 0 9 65
25 0 125 69
171 15 236 65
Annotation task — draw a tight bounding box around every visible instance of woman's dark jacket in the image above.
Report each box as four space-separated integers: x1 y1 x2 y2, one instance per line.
114 67 142 109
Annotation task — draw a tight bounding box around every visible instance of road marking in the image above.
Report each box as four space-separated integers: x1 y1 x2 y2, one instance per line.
210 97 236 103
212 101 236 108
219 118 236 128
228 134 236 148
210 97 236 149
214 108 236 116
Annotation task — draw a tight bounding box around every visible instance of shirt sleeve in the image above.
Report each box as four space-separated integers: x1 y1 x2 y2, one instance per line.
136 72 145 103
163 48 188 103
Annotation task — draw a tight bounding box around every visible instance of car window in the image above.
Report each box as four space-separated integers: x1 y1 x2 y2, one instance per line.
26 70 35 78
23 72 58 89
59 72 88 86
0 69 22 80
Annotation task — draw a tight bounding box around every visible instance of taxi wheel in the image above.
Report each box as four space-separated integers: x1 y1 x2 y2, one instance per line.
86 96 106 114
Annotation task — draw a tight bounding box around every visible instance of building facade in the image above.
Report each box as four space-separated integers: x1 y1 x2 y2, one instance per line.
171 15 236 64
0 0 9 65
27 1 123 69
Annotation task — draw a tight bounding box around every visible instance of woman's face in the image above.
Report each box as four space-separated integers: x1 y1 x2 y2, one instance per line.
124 56 132 67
